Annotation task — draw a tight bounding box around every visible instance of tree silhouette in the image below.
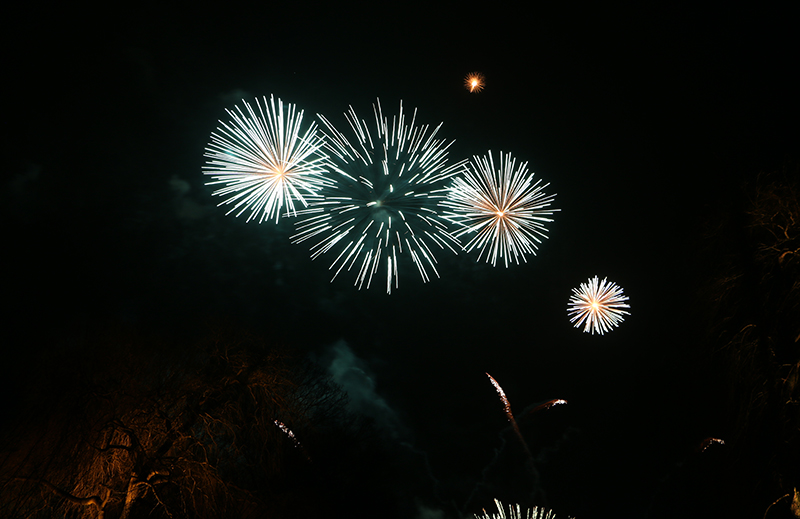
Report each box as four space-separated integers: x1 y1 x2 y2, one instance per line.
0 327 362 519
699 162 800 518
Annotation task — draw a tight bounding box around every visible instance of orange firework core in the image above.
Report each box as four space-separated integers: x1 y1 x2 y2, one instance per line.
273 163 288 179
464 72 485 93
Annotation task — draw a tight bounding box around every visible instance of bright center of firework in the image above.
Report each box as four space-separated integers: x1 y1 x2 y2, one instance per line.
591 301 599 310
496 210 505 217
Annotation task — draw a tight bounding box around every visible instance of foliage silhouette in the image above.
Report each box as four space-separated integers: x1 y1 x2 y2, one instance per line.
0 326 396 519
690 162 800 519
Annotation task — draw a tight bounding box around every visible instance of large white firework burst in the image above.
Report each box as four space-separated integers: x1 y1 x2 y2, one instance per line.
474 499 563 519
203 95 330 223
291 99 466 293
440 151 558 267
567 275 630 335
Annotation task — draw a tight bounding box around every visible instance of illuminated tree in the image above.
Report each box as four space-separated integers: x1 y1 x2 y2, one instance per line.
0 330 355 519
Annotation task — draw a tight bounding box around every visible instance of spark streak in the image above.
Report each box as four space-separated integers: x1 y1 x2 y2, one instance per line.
486 373 530 459
274 420 311 461
525 399 568 417
698 437 725 452
486 372 513 421
474 499 563 519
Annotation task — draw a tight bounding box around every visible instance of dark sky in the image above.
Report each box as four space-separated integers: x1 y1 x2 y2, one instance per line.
5 3 798 518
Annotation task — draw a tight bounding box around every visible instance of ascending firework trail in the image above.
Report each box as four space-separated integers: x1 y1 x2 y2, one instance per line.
485 373 568 506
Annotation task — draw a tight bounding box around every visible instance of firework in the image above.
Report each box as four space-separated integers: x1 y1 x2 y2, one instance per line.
567 276 630 335
486 373 513 421
697 437 725 453
203 95 329 223
486 372 532 460
291 99 466 293
465 72 486 93
525 399 568 417
474 499 563 519
441 151 558 267
274 420 301 447
484 376 568 510
274 420 311 461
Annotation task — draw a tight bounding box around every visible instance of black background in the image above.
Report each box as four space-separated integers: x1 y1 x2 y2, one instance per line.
5 3 798 518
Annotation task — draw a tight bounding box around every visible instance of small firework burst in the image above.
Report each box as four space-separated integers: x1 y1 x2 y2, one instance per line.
465 72 486 93
441 151 558 267
474 499 563 519
567 276 630 335
292 99 466 293
203 95 330 223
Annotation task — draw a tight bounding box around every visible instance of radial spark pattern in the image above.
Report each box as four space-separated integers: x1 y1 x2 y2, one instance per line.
474 499 562 519
203 95 329 223
567 276 630 335
292 99 466 293
465 72 486 93
441 151 558 267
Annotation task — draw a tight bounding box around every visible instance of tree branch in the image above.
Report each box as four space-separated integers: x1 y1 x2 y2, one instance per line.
12 476 109 513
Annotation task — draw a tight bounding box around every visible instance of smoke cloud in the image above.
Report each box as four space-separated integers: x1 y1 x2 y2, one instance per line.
321 339 404 437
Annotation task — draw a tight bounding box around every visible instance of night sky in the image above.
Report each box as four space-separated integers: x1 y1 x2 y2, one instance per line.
5 3 799 518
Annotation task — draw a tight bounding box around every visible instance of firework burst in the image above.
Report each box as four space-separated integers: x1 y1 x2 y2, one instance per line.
291 99 466 293
441 151 558 267
567 276 630 335
474 499 563 519
465 72 486 93
203 95 329 223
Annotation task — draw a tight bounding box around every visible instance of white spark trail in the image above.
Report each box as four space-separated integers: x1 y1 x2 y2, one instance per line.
474 499 565 519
